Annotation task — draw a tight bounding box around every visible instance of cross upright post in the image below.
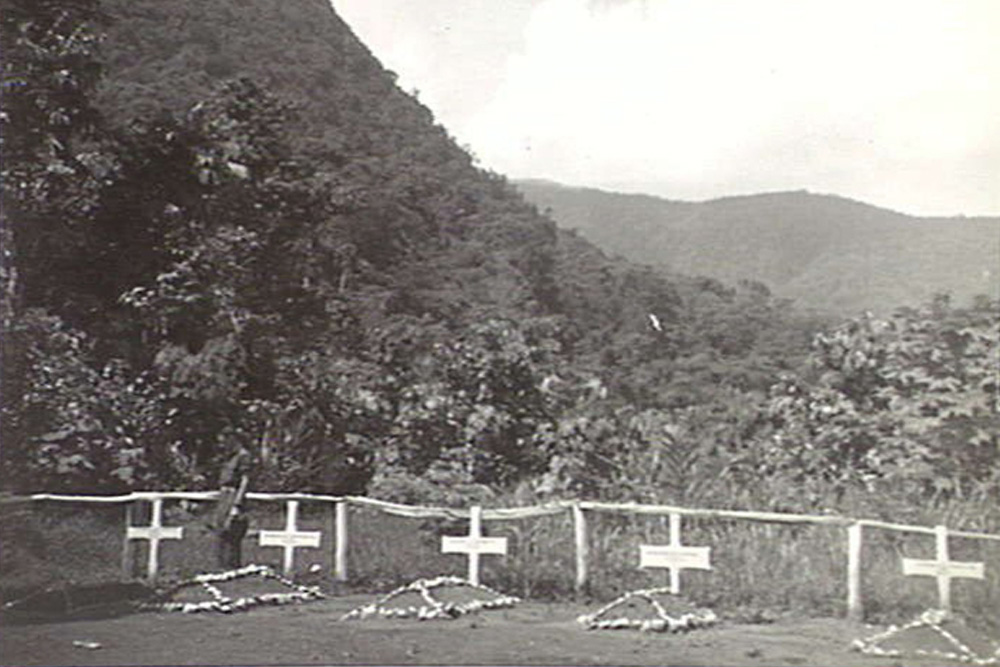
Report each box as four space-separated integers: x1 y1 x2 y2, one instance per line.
126 497 184 583
902 524 984 613
441 505 507 585
259 500 322 576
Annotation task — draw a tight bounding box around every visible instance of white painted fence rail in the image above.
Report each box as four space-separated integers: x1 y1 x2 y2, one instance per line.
6 492 998 620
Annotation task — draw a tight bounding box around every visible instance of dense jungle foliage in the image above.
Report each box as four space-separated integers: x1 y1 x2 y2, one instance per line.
1 0 997 525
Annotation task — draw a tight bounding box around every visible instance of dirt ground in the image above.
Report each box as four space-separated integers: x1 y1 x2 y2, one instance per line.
0 594 986 667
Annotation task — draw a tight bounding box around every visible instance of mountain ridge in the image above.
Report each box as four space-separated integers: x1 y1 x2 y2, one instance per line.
515 179 1000 315
520 178 1000 219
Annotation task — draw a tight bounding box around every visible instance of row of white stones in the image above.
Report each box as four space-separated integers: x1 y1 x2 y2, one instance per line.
577 587 718 633
144 564 324 614
852 609 999 666
341 576 520 621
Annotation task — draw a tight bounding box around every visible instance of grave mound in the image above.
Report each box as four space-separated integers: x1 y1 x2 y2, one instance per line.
145 564 324 614
852 609 1000 665
1 582 154 624
341 576 519 621
578 587 718 633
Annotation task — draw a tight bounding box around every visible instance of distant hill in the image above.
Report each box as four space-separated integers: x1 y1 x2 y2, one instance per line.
516 180 1000 315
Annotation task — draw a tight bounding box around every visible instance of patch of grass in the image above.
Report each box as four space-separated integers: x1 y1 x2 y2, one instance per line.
344 508 457 590
0 502 123 602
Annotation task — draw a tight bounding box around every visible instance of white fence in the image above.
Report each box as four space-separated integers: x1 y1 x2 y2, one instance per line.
8 491 1000 621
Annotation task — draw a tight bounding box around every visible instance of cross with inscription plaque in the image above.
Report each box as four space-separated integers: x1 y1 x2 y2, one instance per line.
441 505 507 585
127 497 184 583
259 500 321 576
639 513 711 594
902 525 984 612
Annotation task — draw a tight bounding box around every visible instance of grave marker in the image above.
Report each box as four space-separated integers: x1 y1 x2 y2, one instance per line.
126 497 183 582
441 505 507 585
639 513 711 594
902 525 984 612
259 500 321 576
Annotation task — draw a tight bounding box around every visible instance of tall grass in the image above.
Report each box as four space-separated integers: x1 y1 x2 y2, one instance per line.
3 494 997 634
0 501 124 601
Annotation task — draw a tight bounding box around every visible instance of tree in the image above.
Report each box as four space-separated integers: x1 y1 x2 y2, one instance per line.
376 318 563 488
0 0 129 492
1 0 111 317
755 297 1000 510
1 310 168 492
115 79 365 487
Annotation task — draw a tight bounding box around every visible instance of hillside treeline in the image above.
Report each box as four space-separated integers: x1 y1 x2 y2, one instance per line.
517 181 1000 316
1 0 997 524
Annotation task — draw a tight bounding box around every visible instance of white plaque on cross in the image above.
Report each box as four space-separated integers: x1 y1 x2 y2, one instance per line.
259 500 321 575
639 513 711 594
127 497 184 582
902 525 984 612
441 505 507 585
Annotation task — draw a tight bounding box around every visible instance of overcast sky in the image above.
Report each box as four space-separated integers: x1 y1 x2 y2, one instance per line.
332 0 999 217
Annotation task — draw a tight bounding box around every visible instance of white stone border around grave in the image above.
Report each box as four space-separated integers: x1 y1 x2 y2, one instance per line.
852 609 1000 666
577 587 718 633
341 576 520 621
145 564 324 614
580 514 716 634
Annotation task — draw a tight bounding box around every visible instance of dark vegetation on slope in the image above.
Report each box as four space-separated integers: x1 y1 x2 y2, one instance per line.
1 0 996 545
516 179 1000 316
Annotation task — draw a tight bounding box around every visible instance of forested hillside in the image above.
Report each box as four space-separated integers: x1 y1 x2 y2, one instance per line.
517 180 1000 316
2 0 997 527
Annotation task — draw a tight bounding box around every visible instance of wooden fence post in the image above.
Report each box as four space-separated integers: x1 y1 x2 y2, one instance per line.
847 522 863 622
335 500 349 582
121 501 135 579
572 503 588 597
324 503 335 577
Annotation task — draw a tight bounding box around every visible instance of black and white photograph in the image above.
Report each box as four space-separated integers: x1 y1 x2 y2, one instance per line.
1 1 998 665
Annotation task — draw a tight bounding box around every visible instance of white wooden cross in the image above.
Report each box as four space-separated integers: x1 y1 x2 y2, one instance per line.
126 497 184 582
441 505 507 585
639 513 712 594
259 500 321 576
902 524 984 612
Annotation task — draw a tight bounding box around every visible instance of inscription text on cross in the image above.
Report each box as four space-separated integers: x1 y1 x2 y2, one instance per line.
441 505 507 585
639 513 711 594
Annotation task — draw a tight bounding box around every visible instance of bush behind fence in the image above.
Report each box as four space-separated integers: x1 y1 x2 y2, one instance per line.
1 495 997 632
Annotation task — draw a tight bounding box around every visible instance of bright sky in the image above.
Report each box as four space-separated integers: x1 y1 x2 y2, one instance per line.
332 0 999 216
